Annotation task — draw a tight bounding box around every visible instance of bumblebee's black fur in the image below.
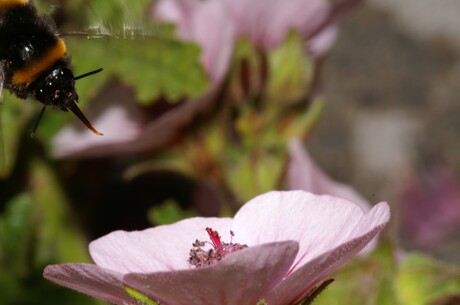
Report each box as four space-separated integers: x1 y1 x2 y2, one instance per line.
0 2 73 103
0 3 58 71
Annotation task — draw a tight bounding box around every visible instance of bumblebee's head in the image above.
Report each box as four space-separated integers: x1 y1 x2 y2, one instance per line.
30 64 104 136
33 65 78 109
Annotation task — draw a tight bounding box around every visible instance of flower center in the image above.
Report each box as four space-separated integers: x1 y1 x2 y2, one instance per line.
188 227 248 267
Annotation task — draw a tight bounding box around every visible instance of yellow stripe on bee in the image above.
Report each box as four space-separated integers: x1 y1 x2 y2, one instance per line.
0 0 29 11
12 38 67 85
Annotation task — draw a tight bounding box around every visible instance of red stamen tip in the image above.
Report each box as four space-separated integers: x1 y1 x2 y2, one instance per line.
206 227 223 249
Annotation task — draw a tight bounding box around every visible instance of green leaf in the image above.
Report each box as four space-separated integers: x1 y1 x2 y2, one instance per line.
0 194 35 275
62 0 210 104
0 93 36 178
298 279 335 305
396 254 460 305
226 147 285 203
125 286 160 305
280 98 326 139
68 28 209 104
0 194 102 305
267 31 316 104
148 199 196 225
29 159 90 263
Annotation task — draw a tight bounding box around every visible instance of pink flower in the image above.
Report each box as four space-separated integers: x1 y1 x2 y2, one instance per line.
52 0 235 158
44 191 390 305
155 0 359 55
221 0 330 50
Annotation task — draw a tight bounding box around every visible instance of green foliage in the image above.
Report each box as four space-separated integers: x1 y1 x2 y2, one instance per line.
139 35 325 204
29 159 90 263
67 25 208 104
226 141 286 202
267 31 316 104
0 93 36 178
396 254 460 305
314 244 398 305
311 243 460 305
62 0 209 104
148 199 196 225
297 279 335 305
125 286 161 305
0 194 35 278
0 193 100 305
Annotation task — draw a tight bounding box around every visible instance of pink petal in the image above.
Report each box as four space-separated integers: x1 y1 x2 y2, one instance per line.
308 24 338 58
266 202 390 305
153 0 234 84
112 90 219 154
52 89 220 158
266 203 390 305
154 0 200 31
188 0 235 84
287 138 371 212
222 0 331 49
124 241 299 305
89 217 232 273
52 83 143 158
287 139 378 254
43 263 135 305
231 191 388 271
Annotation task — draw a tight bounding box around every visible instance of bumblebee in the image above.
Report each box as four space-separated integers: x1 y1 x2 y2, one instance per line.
0 0 103 135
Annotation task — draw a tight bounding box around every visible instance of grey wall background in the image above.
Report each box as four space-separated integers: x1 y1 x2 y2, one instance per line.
309 0 460 260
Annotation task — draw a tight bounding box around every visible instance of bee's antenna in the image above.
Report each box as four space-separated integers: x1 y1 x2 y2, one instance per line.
31 105 47 137
74 68 103 80
68 102 103 136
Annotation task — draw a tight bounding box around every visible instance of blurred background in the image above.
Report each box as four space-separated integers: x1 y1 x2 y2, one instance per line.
0 0 459 304
311 0 460 262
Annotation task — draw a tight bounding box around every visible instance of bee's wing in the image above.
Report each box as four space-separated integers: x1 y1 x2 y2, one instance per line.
59 29 156 40
56 0 160 41
58 11 162 41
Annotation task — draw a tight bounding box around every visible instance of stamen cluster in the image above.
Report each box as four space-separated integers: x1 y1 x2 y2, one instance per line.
188 227 248 267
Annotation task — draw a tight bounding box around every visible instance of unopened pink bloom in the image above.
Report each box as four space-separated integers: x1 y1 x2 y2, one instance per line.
44 191 390 305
